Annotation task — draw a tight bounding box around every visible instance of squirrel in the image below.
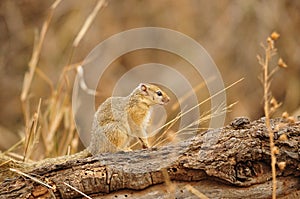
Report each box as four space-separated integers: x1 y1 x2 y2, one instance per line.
88 83 170 154
2 83 170 171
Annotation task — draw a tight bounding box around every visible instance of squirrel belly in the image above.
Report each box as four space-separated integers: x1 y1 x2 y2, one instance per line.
88 83 170 154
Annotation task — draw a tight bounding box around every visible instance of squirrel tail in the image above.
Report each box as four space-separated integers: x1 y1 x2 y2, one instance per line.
27 148 91 171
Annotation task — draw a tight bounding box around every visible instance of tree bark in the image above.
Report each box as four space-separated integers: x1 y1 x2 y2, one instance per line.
1 117 299 199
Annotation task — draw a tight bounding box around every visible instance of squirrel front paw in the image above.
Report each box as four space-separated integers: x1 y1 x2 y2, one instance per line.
139 138 150 149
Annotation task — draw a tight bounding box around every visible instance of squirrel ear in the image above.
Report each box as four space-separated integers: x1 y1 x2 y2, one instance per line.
139 83 148 94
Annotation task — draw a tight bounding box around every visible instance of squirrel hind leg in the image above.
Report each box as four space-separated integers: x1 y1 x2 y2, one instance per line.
103 125 132 152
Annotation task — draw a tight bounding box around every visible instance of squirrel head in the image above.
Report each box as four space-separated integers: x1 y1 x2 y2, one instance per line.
137 83 170 106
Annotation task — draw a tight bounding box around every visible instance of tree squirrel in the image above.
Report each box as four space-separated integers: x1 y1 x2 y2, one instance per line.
88 83 170 154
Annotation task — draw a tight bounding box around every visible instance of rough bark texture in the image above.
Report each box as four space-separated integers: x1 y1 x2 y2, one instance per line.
0 117 299 199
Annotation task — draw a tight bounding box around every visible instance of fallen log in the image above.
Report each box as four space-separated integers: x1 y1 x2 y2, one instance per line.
0 117 299 198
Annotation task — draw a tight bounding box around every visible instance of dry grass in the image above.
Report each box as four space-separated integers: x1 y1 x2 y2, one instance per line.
0 0 299 154
150 78 243 147
9 168 54 190
10 0 107 161
1 1 300 133
161 168 176 197
257 32 287 199
185 184 209 199
63 182 92 199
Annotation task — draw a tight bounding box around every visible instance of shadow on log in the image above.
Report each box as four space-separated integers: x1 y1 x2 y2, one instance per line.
0 117 299 198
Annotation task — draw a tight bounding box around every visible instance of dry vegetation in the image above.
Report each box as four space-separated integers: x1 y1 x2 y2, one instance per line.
257 32 287 199
0 0 300 198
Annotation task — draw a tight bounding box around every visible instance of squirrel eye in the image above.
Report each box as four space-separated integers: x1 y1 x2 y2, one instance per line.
156 91 162 96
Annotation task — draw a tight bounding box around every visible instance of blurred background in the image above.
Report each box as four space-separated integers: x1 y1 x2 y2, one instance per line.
0 0 299 157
